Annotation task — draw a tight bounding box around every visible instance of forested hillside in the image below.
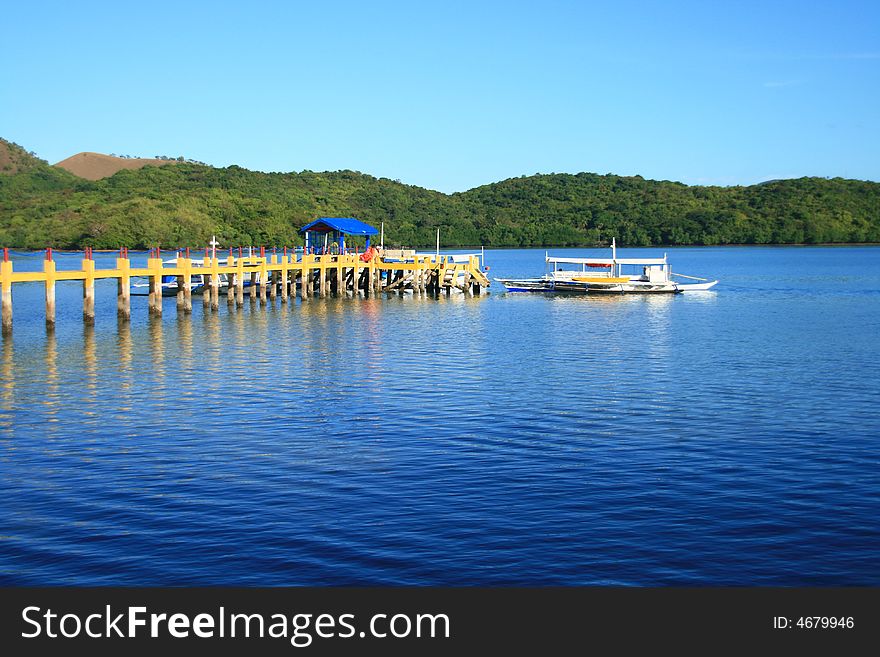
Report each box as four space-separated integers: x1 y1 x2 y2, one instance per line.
1 139 878 248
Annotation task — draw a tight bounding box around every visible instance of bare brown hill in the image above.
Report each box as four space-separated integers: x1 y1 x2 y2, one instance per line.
54 152 177 180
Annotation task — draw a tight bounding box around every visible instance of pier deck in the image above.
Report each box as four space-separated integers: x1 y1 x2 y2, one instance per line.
0 250 490 333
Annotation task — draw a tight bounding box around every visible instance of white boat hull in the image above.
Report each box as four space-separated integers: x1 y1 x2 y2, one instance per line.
675 280 718 292
498 277 719 294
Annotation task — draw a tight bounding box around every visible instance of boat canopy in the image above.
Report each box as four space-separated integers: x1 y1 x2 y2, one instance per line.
547 256 668 266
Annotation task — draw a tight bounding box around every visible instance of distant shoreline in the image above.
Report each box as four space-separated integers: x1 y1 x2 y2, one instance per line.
3 242 879 255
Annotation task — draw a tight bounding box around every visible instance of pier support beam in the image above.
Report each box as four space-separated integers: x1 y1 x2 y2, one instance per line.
82 258 95 325
44 258 56 329
319 260 328 298
210 271 220 312
117 256 131 321
1 260 12 335
148 256 163 316
280 262 289 302
301 259 311 299
182 266 192 314
259 265 268 306
176 275 185 310
269 256 278 300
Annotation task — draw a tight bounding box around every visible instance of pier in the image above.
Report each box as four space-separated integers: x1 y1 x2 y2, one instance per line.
0 247 490 334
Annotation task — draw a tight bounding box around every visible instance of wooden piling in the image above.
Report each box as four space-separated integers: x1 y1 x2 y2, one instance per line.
301 256 311 299
117 255 131 321
1 259 12 335
226 255 235 306
183 279 192 312
176 274 185 309
44 258 56 328
148 254 163 316
259 260 268 305
280 256 289 302
82 257 96 325
318 258 328 297
0 248 489 330
210 258 220 312
233 256 243 307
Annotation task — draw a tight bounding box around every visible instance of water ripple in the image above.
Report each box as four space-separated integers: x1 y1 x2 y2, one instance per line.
1 247 879 585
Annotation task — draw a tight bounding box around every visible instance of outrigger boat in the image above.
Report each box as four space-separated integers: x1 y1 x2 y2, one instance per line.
496 240 718 294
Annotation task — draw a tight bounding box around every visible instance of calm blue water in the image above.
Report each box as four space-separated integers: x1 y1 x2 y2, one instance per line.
0 246 878 585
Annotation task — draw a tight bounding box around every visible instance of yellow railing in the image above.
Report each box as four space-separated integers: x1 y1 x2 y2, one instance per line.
0 251 489 332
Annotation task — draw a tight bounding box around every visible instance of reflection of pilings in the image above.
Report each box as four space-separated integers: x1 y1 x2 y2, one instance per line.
148 314 164 388
116 317 132 392
203 303 222 372
114 316 133 419
177 308 193 371
43 332 59 422
45 332 57 388
1 337 13 404
83 324 97 397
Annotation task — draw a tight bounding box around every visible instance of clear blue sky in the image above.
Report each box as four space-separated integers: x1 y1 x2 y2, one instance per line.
2 0 877 192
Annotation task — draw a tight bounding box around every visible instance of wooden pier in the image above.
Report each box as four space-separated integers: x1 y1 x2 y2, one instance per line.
0 248 490 333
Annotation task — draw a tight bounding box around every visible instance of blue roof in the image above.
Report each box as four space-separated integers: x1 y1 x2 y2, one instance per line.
300 217 378 235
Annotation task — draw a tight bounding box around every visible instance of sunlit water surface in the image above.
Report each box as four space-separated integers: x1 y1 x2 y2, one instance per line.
0 246 878 585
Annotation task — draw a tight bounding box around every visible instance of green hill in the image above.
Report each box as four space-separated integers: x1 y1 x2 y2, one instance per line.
0 139 878 249
0 138 46 175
